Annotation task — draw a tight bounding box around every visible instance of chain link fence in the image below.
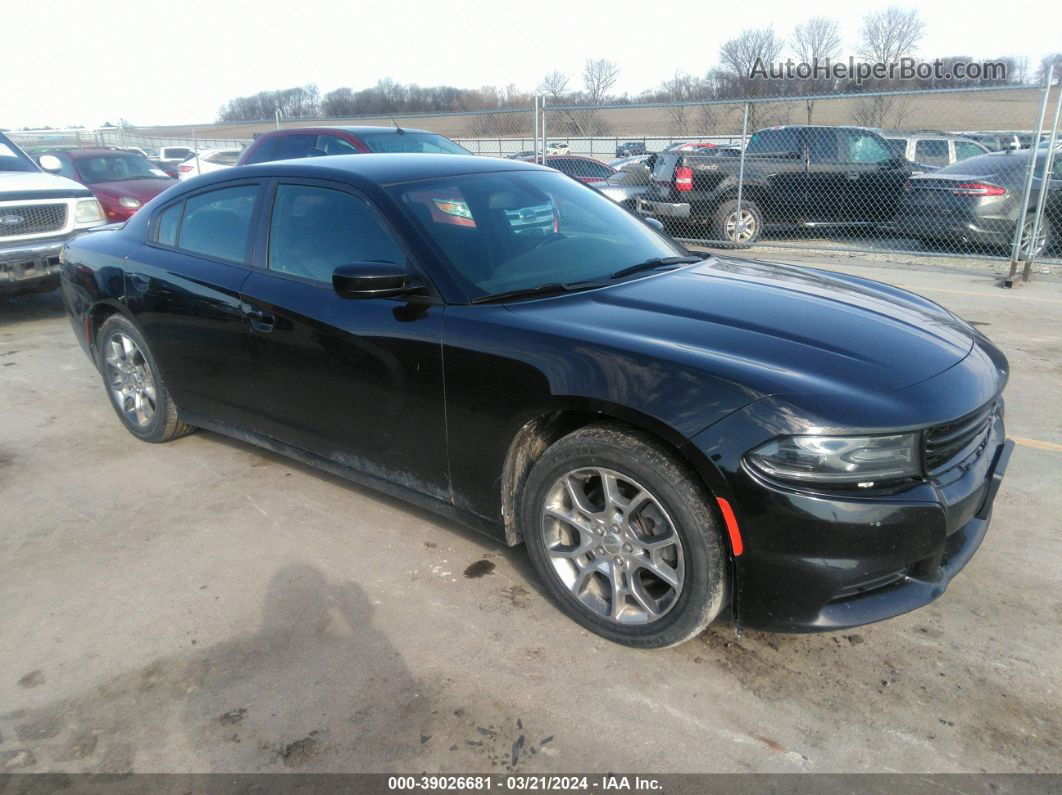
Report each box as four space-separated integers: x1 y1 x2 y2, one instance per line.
8 82 1060 270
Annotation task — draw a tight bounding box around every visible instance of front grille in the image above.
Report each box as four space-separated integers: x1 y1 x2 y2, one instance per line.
925 401 996 473
0 203 68 237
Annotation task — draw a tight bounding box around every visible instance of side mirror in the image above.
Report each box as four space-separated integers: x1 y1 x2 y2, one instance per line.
39 155 62 173
333 262 414 299
643 217 665 233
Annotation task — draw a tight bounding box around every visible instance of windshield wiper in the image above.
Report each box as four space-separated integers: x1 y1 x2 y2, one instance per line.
470 280 603 304
609 256 702 280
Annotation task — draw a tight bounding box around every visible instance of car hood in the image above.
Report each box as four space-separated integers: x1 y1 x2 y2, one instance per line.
507 256 977 398
88 178 177 203
0 169 91 197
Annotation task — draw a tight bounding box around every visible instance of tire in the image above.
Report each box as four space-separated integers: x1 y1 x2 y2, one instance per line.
1019 212 1053 259
520 422 728 648
713 198 763 247
96 314 194 443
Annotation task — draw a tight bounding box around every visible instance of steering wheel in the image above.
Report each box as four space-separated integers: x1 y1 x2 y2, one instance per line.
532 233 567 250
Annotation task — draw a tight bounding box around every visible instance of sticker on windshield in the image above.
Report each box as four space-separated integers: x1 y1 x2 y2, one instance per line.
150 168 168 177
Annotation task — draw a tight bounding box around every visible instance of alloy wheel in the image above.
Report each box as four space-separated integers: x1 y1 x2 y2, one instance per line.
1020 218 1048 258
104 332 157 428
540 467 685 624
725 209 757 243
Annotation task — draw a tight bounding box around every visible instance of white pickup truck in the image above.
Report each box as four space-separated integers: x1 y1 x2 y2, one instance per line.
0 132 105 296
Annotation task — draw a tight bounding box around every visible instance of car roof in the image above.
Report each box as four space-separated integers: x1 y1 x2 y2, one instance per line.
234 152 548 184
257 125 436 137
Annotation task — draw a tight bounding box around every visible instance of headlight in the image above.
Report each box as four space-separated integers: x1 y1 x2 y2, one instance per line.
747 433 920 486
118 196 142 209
74 199 103 223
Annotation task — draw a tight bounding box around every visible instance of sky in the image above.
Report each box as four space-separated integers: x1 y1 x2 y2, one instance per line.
5 0 1058 129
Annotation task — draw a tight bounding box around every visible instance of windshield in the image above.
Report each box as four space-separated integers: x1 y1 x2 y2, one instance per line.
391 170 685 299
0 135 39 173
74 153 170 183
360 132 470 155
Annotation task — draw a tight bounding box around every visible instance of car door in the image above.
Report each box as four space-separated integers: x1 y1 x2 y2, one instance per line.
838 129 910 222
126 181 264 426
239 178 450 501
802 127 845 222
743 128 808 223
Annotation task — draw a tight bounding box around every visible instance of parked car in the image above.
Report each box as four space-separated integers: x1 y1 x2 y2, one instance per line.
120 146 160 159
663 141 719 153
518 155 616 184
59 153 1013 646
881 131 989 173
0 132 105 296
546 141 570 155
178 148 243 180
156 146 196 165
37 148 177 223
595 165 650 210
237 126 471 166
609 154 652 170
149 159 180 179
616 141 648 158
895 148 1060 257
639 125 911 246
508 150 537 159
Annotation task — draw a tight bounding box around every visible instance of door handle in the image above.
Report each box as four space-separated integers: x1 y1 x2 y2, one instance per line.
244 306 276 332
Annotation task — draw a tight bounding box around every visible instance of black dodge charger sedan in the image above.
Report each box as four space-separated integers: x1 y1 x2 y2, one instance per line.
59 153 1012 648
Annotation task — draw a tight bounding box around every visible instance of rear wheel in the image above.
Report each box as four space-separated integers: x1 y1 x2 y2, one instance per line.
96 315 194 443
521 423 728 648
1019 212 1053 259
713 198 763 247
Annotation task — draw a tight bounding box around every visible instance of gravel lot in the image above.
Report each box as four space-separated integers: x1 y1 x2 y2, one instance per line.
1 258 1060 775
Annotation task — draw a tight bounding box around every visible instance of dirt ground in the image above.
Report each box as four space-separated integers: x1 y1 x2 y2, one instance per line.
1 257 1060 774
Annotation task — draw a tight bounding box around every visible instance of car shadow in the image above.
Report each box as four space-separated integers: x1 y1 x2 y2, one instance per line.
0 565 432 773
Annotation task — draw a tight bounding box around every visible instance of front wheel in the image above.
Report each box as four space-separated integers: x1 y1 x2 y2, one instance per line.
520 423 728 648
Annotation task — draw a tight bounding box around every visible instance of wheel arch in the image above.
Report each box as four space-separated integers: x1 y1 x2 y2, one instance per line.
499 399 731 549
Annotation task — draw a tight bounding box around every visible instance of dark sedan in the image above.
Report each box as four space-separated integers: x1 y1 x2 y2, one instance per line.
237 125 471 166
59 154 1012 647
896 148 1061 256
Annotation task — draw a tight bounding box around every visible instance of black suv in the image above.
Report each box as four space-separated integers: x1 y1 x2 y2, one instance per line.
638 125 911 246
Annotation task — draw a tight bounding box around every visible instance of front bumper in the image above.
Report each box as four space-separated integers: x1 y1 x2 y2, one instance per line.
725 414 1012 632
0 238 67 295
637 198 691 219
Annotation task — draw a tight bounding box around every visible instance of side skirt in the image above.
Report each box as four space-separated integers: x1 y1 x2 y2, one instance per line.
181 410 509 545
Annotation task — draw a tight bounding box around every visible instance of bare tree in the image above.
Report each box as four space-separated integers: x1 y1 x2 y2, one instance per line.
539 70 571 102
791 17 841 123
716 27 784 128
1038 52 1062 85
858 7 925 64
582 58 620 103
854 7 925 128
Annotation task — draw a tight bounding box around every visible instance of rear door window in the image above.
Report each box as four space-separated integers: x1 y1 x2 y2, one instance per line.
317 135 359 155
267 184 407 283
915 139 950 166
178 184 259 264
806 129 839 163
270 134 317 162
746 128 801 158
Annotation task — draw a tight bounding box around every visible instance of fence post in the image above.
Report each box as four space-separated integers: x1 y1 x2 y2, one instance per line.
733 103 750 245
1022 81 1062 279
541 96 548 165
533 95 540 164
1006 65 1053 285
